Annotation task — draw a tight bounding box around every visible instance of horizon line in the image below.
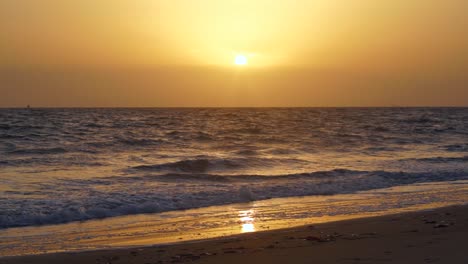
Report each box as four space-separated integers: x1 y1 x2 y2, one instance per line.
1 106 467 109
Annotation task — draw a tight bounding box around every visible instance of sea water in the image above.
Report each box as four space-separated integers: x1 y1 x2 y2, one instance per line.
1 108 467 249
1 108 467 228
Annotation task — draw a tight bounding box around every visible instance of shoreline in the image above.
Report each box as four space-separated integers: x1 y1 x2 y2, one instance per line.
1 180 467 257
2 204 467 264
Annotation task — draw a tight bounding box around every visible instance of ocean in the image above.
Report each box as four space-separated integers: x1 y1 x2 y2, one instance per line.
1 107 468 231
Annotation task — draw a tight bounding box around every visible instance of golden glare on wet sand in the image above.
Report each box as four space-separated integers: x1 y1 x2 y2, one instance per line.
239 209 256 233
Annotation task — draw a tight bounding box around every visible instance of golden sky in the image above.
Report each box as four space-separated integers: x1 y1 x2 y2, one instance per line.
1 0 467 107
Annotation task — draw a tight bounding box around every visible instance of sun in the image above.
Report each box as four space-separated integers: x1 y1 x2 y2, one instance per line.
234 54 248 66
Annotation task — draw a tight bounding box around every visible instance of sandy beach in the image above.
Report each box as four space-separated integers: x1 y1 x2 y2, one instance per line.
2 204 467 264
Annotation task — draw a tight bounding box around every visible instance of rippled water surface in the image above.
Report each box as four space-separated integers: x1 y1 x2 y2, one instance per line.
1 108 467 228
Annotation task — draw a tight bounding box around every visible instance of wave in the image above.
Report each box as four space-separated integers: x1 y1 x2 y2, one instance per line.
8 147 68 155
227 127 264 134
266 148 302 155
117 138 164 146
444 144 468 152
0 134 28 139
0 124 12 130
402 156 468 163
235 149 259 156
400 116 438 124
0 157 106 168
128 157 307 173
130 158 243 173
1 169 467 229
0 142 16 152
147 169 468 183
84 138 164 149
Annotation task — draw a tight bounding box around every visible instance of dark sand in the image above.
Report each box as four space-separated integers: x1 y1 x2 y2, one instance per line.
2 205 467 264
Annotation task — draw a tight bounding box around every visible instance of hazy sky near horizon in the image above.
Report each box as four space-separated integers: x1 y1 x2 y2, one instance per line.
1 0 467 107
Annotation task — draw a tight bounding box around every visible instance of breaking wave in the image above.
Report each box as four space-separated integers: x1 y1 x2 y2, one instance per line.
1 169 467 229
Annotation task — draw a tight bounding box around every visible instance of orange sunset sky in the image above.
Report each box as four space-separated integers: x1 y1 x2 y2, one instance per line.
1 0 467 107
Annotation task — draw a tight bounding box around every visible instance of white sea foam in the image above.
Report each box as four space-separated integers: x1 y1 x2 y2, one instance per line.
1 169 467 228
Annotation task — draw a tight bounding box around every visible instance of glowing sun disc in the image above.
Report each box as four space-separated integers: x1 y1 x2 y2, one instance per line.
235 54 248 65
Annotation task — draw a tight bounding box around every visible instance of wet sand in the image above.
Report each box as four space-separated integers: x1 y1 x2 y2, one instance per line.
2 204 467 264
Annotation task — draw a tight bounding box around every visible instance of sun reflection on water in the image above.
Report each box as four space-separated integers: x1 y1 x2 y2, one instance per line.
239 209 256 233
